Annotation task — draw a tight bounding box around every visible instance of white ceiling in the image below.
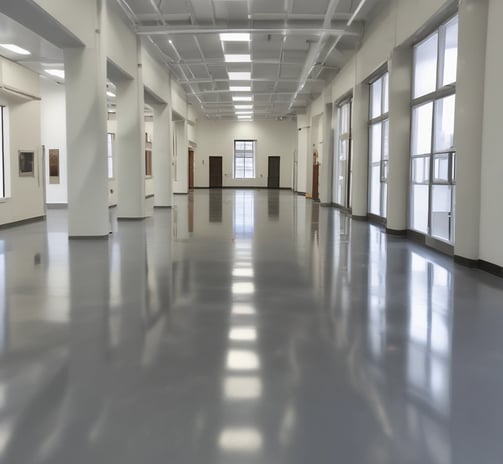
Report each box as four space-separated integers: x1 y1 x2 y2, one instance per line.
121 0 384 120
0 0 386 121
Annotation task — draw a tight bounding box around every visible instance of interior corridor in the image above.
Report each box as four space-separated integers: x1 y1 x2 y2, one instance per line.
0 189 502 464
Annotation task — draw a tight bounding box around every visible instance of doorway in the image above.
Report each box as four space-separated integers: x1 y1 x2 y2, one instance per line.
312 152 319 201
267 156 280 189
188 149 194 190
209 156 223 188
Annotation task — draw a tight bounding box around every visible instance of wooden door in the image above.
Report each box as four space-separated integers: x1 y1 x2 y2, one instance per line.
188 149 194 190
267 156 280 189
312 163 319 201
209 156 223 188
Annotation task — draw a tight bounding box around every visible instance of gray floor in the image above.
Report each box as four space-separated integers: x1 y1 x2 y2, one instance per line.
0 189 503 464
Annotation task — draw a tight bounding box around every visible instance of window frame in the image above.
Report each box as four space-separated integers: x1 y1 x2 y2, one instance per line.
409 14 458 243
233 139 256 179
368 72 390 218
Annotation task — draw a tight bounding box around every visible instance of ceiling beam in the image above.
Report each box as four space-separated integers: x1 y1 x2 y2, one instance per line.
136 24 360 38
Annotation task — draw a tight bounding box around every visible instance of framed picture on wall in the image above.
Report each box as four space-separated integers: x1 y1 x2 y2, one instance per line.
19 151 35 177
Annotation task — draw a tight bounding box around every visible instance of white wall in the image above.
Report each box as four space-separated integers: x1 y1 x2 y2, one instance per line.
195 119 296 189
41 78 67 204
0 59 44 226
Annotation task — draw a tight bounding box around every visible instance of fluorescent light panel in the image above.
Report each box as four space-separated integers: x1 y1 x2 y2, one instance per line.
0 44 31 55
230 86 251 92
238 116 253 120
228 72 251 80
45 69 65 79
106 91 116 97
235 111 253 115
232 96 253 102
225 54 251 63
220 33 250 42
234 105 253 109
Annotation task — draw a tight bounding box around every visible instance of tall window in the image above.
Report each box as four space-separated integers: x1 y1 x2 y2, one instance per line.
0 107 5 198
107 133 114 178
333 99 352 207
234 140 255 179
369 73 389 218
410 16 458 243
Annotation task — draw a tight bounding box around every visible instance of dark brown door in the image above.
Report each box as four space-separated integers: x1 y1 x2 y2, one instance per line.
209 156 223 188
267 156 280 189
312 163 319 201
188 149 194 190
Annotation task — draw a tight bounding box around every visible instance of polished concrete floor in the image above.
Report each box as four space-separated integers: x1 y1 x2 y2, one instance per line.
0 189 503 463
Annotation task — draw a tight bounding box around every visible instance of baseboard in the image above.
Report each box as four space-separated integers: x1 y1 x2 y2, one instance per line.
145 194 155 199
0 215 45 229
454 256 503 278
69 234 109 240
319 202 331 207
153 205 172 209
352 214 368 222
478 260 503 278
386 228 407 236
117 217 146 221
454 255 478 268
367 213 386 226
296 191 306 196
333 203 352 215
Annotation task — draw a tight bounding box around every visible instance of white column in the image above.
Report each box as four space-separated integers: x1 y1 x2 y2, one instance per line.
454 0 489 262
351 82 369 217
116 38 146 219
64 7 108 237
319 103 333 204
152 103 172 207
387 48 412 232
479 0 503 267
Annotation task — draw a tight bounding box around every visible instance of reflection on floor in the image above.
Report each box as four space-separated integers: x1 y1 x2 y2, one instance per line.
0 189 502 464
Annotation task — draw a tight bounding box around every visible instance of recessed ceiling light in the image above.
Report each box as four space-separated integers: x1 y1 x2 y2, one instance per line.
235 111 253 115
0 44 31 55
225 54 251 63
220 33 250 42
238 115 253 120
228 72 251 80
230 86 251 92
234 105 253 109
232 96 253 102
45 69 65 79
106 91 116 98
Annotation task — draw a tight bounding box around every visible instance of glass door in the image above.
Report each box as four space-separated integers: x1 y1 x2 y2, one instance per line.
334 99 352 208
368 73 389 218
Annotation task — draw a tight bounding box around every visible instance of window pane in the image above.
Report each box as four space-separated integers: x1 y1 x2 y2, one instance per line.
442 16 458 87
431 185 452 241
434 95 455 152
414 33 439 98
433 154 449 182
382 120 389 160
370 123 382 163
369 165 380 215
0 108 4 198
411 184 429 233
412 103 433 155
412 157 430 184
382 73 389 114
370 78 382 119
